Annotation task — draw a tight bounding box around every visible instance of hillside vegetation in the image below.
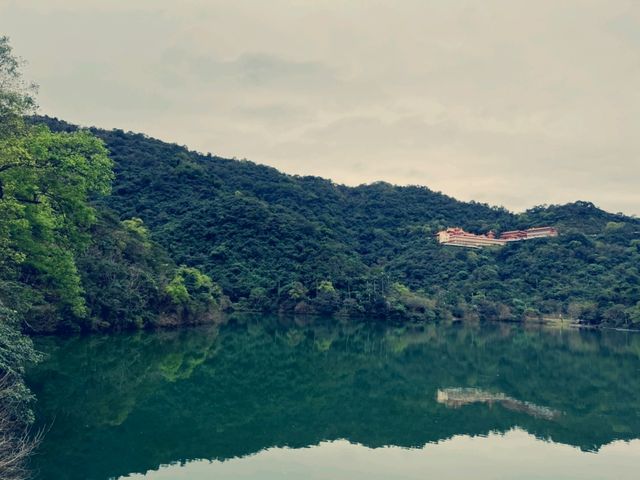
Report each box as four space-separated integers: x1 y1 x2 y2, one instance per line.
1 36 639 476
38 116 640 329
0 38 221 475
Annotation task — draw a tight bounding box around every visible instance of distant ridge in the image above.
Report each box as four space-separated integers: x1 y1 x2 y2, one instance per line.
34 115 640 327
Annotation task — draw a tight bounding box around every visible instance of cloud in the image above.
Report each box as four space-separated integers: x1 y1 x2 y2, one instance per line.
1 0 638 215
205 53 331 87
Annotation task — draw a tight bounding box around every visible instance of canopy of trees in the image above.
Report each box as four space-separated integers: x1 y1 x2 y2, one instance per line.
0 38 221 475
35 115 640 329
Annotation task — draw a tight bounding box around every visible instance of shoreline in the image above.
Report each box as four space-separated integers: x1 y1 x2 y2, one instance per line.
25 311 640 338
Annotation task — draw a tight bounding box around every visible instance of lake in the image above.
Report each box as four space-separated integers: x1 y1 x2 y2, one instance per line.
27 317 640 479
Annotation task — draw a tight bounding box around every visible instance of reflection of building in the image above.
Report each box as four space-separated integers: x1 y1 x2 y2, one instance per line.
437 388 560 421
436 227 558 249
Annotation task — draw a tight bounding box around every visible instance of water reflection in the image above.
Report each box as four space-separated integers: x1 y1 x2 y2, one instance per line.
436 388 561 420
27 317 640 480
120 432 640 480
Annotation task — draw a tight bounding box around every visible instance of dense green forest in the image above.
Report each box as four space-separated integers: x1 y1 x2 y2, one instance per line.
0 37 220 478
3 39 635 335
1 34 640 477
34 115 640 329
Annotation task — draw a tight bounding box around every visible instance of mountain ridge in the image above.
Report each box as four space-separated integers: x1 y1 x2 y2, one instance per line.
33 115 640 328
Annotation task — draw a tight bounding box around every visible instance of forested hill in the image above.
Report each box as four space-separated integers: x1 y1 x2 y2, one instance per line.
37 116 640 327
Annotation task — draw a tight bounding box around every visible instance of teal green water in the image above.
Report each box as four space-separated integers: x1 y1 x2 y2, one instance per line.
27 318 640 479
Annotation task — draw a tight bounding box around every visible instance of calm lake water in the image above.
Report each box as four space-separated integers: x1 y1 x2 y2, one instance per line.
27 317 640 479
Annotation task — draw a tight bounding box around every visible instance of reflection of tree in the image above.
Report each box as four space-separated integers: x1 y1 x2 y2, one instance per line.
28 318 640 480
437 388 560 420
30 326 220 428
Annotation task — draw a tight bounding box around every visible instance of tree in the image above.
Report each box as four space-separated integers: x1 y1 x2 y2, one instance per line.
0 37 45 465
166 266 222 320
626 302 640 327
1 37 113 322
313 280 340 315
1 126 113 320
287 281 308 301
0 36 36 136
0 36 35 275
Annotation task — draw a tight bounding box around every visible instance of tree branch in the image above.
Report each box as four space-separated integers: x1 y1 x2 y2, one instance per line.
14 194 40 205
0 163 20 173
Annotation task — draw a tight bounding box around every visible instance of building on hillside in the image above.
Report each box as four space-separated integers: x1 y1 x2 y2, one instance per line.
520 226 558 238
498 229 529 241
436 226 558 248
436 228 505 248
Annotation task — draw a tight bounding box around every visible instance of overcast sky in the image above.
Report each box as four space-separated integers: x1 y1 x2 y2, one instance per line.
2 0 638 215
